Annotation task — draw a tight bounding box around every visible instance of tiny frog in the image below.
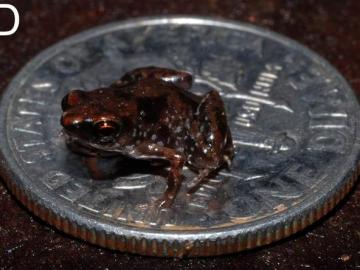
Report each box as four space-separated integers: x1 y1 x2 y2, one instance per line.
61 66 234 208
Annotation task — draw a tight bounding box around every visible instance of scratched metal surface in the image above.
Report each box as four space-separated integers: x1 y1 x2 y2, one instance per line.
2 1 358 268
0 16 359 256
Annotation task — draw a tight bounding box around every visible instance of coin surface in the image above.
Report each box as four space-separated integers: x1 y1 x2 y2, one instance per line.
0 16 359 257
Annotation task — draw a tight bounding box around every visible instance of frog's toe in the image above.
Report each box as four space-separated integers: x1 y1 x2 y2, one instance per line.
186 168 211 194
223 154 232 169
144 198 173 226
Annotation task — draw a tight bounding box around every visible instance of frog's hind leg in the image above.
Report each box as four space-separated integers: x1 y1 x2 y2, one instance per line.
112 66 193 90
187 90 234 193
195 90 234 166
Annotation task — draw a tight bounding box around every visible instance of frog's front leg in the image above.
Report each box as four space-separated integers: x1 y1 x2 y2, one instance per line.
64 139 111 179
112 66 193 90
135 142 185 208
83 156 109 179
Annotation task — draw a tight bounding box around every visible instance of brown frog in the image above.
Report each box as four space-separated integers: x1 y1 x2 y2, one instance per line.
61 66 234 208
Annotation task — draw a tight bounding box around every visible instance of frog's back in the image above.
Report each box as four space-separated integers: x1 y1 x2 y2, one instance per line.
125 79 200 117
120 79 200 148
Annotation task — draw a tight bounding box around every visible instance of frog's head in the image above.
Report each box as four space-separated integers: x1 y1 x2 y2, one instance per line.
60 89 125 148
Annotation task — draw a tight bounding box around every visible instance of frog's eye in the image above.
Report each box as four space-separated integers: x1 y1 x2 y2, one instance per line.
94 120 120 137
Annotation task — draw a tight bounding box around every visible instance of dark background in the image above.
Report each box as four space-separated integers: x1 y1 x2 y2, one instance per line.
0 1 359 269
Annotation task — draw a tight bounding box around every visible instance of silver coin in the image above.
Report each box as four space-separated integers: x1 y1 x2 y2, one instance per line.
0 16 359 257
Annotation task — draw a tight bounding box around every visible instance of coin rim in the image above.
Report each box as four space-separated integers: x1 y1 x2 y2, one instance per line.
0 16 359 256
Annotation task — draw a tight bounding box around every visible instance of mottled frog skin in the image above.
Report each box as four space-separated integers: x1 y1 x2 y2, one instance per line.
61 66 234 208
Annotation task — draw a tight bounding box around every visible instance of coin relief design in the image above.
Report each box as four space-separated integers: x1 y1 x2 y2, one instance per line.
1 17 359 256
